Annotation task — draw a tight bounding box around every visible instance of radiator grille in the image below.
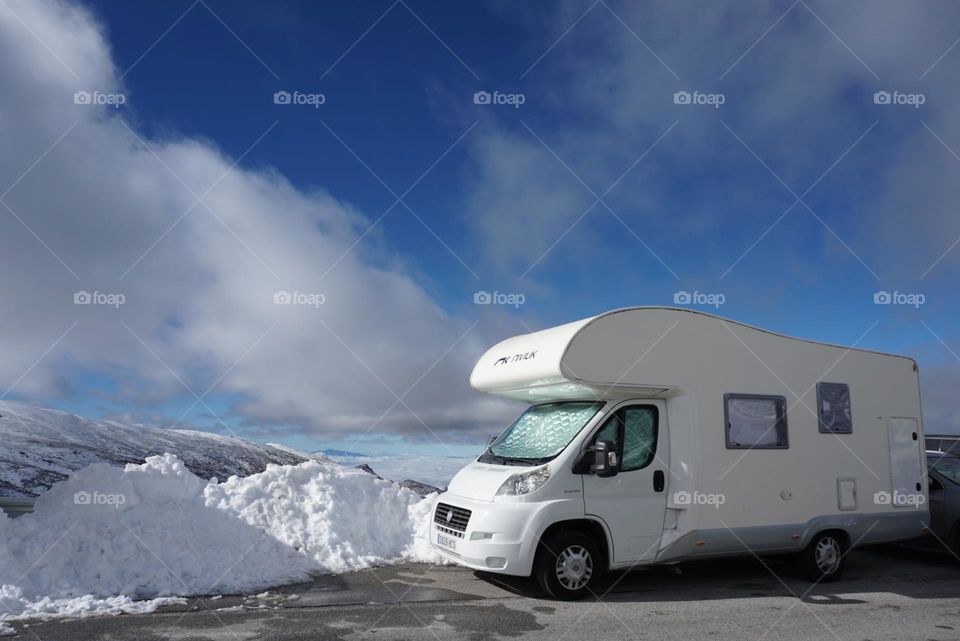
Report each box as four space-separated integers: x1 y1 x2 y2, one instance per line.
435 524 464 539
434 502 471 532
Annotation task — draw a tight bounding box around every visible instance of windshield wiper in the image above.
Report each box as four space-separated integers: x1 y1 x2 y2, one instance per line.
504 456 546 466
479 452 546 466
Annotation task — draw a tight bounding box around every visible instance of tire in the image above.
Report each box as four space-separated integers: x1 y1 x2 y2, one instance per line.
534 531 601 600
798 531 846 582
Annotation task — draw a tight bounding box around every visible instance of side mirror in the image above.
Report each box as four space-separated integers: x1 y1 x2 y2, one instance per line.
589 440 619 477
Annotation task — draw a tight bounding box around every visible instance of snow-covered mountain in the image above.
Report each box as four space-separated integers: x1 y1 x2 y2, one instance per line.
0 401 322 497
318 450 473 490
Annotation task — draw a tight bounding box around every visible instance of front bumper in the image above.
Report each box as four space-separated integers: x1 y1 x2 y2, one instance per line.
429 492 577 577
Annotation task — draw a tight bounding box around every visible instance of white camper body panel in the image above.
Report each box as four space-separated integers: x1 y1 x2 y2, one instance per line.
436 308 927 575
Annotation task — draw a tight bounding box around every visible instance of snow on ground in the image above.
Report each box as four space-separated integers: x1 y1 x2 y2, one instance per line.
0 454 439 626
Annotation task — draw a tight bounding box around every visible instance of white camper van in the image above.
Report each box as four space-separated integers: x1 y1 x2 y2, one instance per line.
431 307 929 599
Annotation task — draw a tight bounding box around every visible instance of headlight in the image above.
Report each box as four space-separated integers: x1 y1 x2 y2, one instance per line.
496 466 550 497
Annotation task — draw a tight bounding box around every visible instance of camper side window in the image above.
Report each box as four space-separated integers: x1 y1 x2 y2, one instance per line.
592 405 658 472
816 382 852 434
724 394 788 449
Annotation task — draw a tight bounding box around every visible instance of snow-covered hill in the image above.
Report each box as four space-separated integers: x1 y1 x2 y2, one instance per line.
0 401 322 497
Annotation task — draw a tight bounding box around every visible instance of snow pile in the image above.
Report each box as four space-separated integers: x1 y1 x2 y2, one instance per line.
0 454 438 624
203 456 440 572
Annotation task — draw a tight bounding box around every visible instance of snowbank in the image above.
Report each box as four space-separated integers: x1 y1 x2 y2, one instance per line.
0 454 438 625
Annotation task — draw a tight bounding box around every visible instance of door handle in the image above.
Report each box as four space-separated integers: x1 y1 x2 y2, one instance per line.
653 470 665 492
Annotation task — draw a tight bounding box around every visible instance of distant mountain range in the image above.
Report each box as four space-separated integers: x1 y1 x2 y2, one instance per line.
351 462 441 497
0 401 323 498
317 449 455 494
317 448 369 458
0 402 445 499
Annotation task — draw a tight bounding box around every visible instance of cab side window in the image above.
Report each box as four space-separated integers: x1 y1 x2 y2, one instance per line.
592 406 658 472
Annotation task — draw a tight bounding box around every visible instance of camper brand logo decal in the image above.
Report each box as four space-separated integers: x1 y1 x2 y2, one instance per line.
674 290 725 309
873 290 925 308
494 351 537 367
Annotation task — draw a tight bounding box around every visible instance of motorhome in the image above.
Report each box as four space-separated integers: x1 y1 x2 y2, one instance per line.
431 307 929 599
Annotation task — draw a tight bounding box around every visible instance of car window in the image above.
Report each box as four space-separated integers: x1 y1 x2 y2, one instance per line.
486 402 603 463
928 456 960 485
591 406 658 472
621 408 657 471
816 382 852 433
725 394 788 449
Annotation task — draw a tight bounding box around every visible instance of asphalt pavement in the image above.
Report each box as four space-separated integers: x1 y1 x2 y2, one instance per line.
9 544 960 640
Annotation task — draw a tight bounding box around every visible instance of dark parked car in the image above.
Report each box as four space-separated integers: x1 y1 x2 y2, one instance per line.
926 450 960 554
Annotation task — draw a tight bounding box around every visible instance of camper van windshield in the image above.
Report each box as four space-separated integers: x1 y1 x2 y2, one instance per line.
480 402 603 465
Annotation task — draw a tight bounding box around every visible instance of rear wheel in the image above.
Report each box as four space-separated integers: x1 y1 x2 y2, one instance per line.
798 531 846 582
534 531 601 600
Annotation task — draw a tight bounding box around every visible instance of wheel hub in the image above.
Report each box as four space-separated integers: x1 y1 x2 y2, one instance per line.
556 545 593 591
815 537 841 573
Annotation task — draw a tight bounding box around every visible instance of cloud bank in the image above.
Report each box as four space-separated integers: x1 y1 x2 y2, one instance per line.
0 0 516 444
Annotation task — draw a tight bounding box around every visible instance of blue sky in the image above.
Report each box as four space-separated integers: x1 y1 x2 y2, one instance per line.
1 0 959 456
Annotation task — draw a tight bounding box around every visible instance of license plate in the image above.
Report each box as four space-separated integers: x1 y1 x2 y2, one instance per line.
436 531 457 551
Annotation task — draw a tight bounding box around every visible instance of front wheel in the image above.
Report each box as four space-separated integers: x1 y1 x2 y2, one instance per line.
798 531 846 582
534 531 601 600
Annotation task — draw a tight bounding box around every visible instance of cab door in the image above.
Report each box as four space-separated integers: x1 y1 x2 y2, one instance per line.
581 401 668 564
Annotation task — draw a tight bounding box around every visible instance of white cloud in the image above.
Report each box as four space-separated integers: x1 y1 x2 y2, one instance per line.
462 0 960 429
0 0 519 442
465 1 960 279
